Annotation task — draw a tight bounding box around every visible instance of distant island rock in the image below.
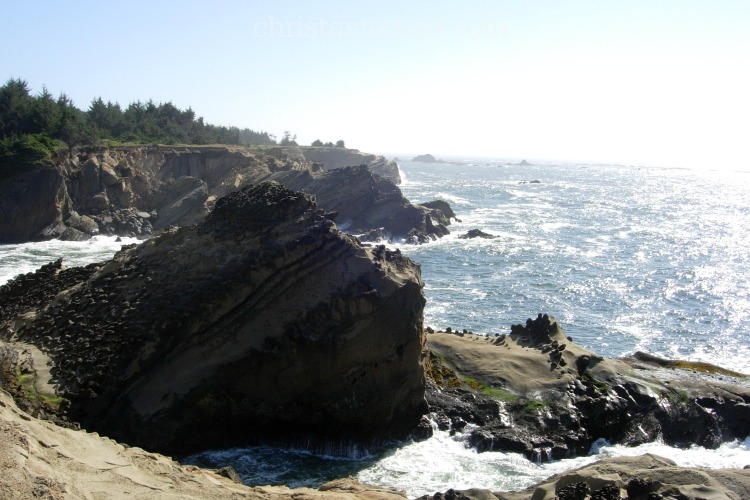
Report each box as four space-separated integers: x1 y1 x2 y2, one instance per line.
411 154 441 163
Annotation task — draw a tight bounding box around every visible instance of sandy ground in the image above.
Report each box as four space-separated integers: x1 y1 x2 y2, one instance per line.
0 389 406 499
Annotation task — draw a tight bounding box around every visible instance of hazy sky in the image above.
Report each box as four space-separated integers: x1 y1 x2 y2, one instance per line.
2 1 748 168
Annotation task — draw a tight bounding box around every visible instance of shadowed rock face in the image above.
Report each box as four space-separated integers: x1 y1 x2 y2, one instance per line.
268 165 449 242
0 181 428 455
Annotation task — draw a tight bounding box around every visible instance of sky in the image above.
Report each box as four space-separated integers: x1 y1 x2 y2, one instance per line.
2 1 749 168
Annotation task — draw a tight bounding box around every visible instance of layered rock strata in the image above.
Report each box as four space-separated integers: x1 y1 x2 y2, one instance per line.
0 145 449 243
426 314 750 461
0 181 428 456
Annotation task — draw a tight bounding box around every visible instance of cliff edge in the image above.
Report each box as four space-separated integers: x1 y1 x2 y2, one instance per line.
0 145 448 244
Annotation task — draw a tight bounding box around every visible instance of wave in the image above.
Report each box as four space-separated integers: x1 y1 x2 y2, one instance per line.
0 235 142 286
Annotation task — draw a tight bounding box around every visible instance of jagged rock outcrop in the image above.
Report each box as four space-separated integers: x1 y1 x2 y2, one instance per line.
0 145 448 243
268 165 450 243
0 182 428 456
426 314 750 461
299 146 401 184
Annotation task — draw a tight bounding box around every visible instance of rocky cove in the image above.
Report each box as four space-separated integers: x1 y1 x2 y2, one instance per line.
0 152 750 498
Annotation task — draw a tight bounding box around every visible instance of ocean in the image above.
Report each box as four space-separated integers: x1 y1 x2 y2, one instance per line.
2 160 749 497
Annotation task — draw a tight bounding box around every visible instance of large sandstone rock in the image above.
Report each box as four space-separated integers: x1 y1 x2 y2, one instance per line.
0 182 428 456
0 145 449 243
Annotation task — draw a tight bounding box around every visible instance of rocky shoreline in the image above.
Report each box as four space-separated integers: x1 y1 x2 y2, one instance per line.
425 314 750 462
2 176 750 498
0 144 450 244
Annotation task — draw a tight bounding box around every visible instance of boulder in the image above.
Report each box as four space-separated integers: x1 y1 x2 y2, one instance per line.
1 181 428 456
420 200 457 221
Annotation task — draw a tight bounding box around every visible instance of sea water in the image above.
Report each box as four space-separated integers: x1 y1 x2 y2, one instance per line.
395 160 750 374
2 160 749 497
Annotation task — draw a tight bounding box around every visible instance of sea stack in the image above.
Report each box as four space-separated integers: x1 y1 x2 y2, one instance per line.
0 181 428 455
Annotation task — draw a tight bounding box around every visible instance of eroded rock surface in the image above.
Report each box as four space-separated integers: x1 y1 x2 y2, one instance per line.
426 314 750 461
0 181 428 456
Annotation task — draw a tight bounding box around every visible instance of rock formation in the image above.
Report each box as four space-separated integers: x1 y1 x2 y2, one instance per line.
412 154 439 163
298 146 401 184
458 229 496 239
267 165 450 243
426 314 750 461
0 182 428 456
0 145 450 244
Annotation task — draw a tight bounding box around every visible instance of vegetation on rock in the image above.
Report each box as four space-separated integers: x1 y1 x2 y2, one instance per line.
0 77 280 177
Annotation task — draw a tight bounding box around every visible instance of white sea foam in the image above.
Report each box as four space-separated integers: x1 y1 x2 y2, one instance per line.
355 431 750 498
0 235 142 286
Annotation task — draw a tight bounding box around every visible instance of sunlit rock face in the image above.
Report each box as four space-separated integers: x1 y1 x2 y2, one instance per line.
2 182 428 455
298 146 401 184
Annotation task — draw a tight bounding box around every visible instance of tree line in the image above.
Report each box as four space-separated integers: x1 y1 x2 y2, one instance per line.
0 78 280 175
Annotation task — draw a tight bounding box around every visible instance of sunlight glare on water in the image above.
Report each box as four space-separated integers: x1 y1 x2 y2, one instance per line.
396 161 750 375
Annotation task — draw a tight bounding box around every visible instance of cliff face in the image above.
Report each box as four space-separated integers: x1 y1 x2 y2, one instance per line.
267 165 449 242
299 146 401 184
0 182 428 455
0 145 446 244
